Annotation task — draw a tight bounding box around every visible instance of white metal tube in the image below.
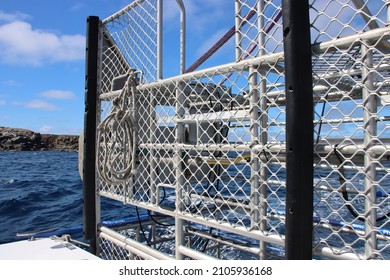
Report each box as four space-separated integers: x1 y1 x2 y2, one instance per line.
259 73 269 259
313 245 362 260
352 0 380 30
149 95 158 246
315 143 390 157
177 245 218 260
387 0 390 24
102 0 147 24
313 220 389 242
257 0 265 56
312 26 390 54
257 1 269 257
235 1 243 61
249 66 260 232
149 96 157 207
175 80 186 259
315 163 390 173
157 107 390 127
157 183 176 189
362 42 378 258
139 52 284 90
109 194 176 217
176 0 186 74
177 212 285 245
314 64 390 85
157 0 163 79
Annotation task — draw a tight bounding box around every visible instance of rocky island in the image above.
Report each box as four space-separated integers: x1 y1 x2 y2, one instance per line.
0 127 79 152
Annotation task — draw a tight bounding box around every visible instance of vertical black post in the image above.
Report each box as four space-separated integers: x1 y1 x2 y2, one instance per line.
282 1 313 259
83 16 99 255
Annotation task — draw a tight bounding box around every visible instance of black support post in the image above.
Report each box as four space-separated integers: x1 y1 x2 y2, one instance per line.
282 1 313 259
83 16 99 255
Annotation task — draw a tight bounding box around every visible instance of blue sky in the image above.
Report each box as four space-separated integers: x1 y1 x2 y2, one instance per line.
0 0 234 135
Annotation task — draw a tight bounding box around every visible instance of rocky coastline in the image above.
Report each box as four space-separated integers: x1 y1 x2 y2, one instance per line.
0 127 79 152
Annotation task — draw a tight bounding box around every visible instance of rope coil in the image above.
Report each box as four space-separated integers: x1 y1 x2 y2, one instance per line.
97 70 139 185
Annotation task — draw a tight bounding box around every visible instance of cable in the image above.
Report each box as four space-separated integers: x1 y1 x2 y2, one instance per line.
315 90 331 146
147 211 175 227
135 206 151 247
201 227 214 252
146 186 175 227
334 144 390 222
333 144 364 222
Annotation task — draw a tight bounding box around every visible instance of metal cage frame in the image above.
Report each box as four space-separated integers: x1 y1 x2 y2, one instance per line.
83 0 390 260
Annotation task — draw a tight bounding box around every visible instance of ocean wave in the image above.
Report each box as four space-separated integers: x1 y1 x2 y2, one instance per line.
0 179 14 184
0 151 82 244
0 198 28 215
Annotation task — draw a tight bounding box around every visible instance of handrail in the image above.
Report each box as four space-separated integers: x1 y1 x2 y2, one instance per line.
102 0 146 24
176 0 186 74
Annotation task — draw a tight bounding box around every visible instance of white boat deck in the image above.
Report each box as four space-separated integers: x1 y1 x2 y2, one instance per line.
0 238 100 260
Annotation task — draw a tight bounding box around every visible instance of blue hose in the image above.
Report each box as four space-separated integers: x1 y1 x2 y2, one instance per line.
100 214 150 228
33 225 83 238
31 214 151 239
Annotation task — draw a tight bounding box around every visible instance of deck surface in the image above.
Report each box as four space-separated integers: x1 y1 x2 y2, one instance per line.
0 238 100 260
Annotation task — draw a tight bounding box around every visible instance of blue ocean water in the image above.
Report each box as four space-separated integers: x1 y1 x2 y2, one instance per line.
0 151 126 245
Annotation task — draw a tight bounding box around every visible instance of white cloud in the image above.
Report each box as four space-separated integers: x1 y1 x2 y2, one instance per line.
164 0 229 31
0 99 5 106
0 11 30 22
39 90 76 100
13 100 59 111
2 79 23 87
0 13 85 66
39 125 54 133
69 3 85 12
26 100 59 111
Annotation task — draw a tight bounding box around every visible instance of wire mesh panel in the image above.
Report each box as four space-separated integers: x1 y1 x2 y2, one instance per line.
235 0 283 59
91 0 390 260
137 58 287 255
311 0 390 259
102 0 159 84
97 0 159 201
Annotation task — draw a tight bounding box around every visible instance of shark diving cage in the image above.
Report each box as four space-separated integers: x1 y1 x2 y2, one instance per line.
82 0 390 260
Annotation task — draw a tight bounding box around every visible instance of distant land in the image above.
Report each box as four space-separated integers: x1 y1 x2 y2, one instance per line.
0 127 79 152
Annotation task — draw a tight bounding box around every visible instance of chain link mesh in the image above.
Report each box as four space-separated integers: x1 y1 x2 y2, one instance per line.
311 0 390 260
94 0 390 260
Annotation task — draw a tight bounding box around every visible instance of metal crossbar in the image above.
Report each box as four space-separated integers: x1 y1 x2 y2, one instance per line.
86 0 390 260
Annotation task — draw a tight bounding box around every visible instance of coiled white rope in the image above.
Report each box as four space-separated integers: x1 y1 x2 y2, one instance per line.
97 70 139 185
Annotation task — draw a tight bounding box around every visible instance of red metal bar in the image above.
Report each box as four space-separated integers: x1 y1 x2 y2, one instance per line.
185 8 282 74
184 9 256 73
